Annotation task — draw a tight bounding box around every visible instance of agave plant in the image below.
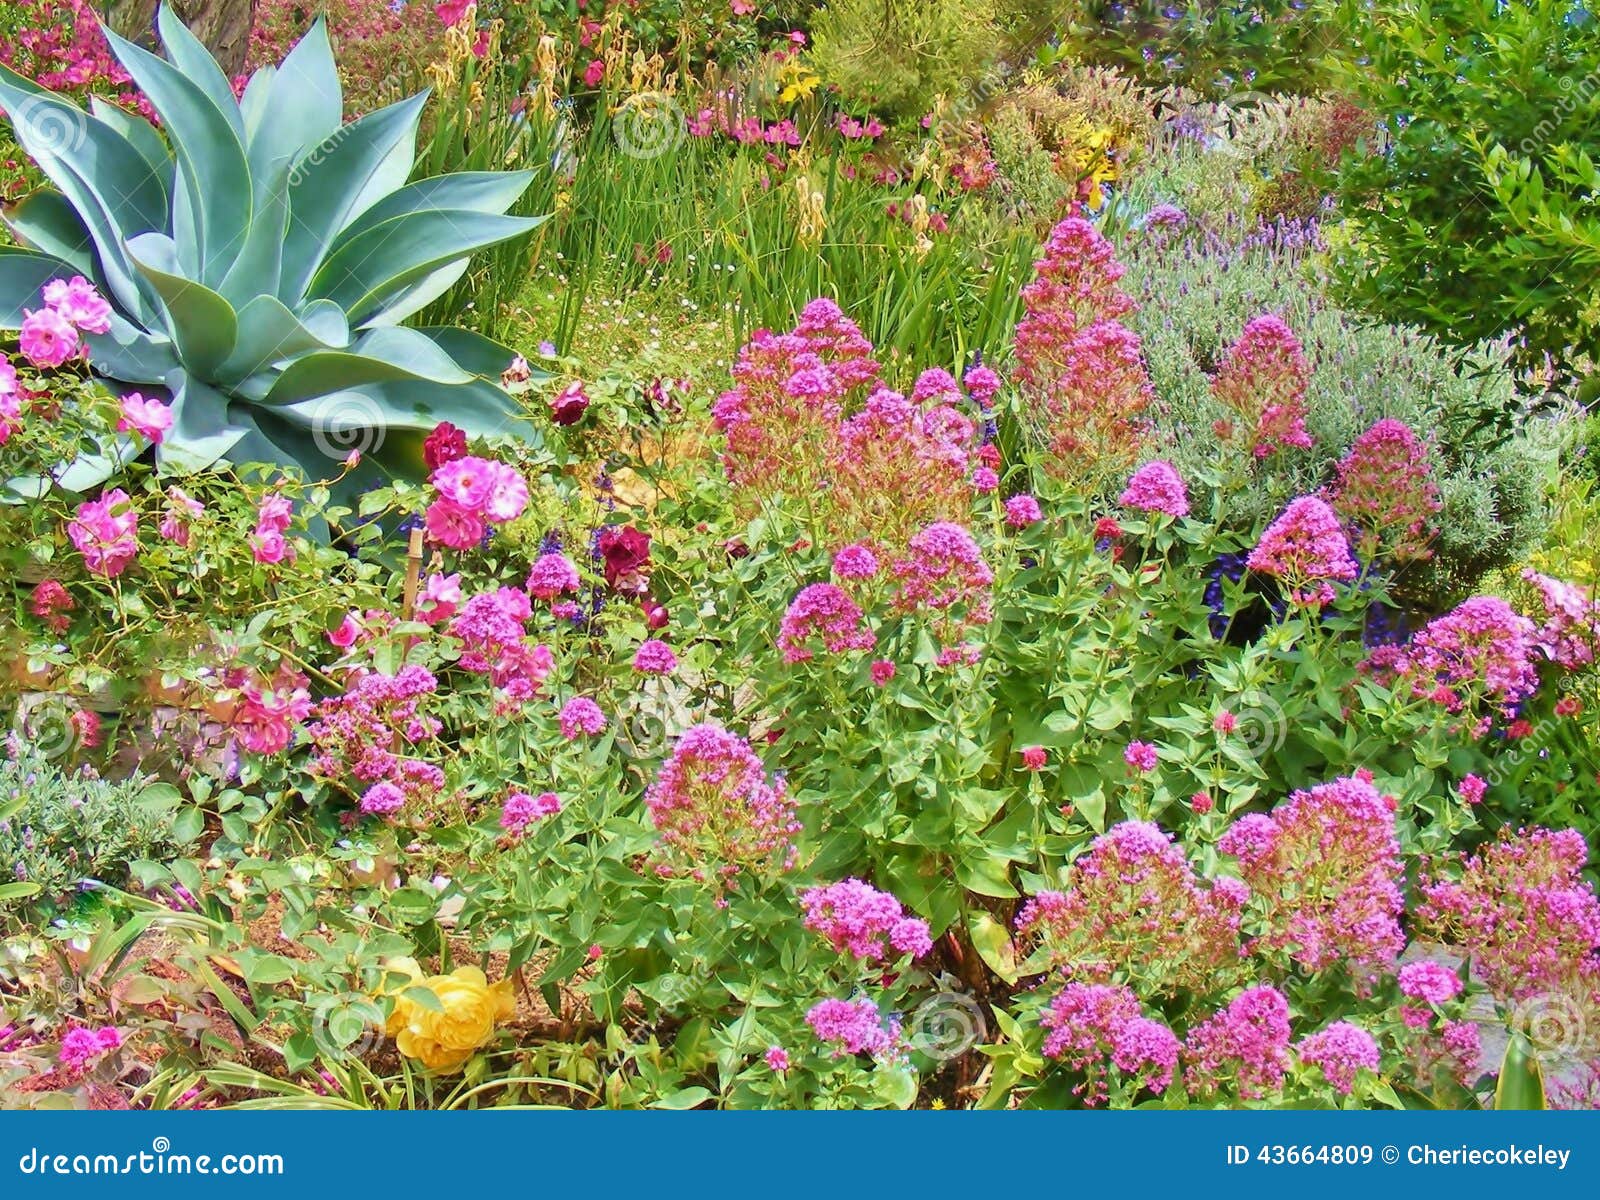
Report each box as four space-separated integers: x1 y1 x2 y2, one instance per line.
0 6 543 492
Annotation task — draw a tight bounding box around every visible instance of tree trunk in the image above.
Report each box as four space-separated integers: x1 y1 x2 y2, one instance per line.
102 0 258 77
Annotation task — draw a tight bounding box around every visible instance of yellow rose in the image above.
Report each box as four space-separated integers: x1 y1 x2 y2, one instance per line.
382 958 516 1072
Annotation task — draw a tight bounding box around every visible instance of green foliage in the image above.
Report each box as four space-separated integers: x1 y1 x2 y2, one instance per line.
0 6 543 493
1121 216 1556 604
1053 0 1339 97
0 746 197 919
810 0 1001 124
1331 0 1600 385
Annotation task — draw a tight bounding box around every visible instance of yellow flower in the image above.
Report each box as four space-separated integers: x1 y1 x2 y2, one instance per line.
382 957 515 1072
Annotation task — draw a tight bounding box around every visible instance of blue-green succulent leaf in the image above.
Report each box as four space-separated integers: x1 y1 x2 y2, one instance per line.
157 371 251 472
278 91 428 302
332 170 537 245
219 155 293 309
1 191 95 277
126 232 239 377
154 5 247 142
411 326 527 379
0 247 79 327
83 313 181 384
245 19 342 193
0 64 166 319
102 26 251 287
217 294 353 385
311 209 542 327
88 97 175 196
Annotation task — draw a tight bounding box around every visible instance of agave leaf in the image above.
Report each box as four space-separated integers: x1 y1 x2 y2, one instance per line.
411 326 528 379
332 171 538 245
273 377 533 442
0 247 78 327
357 260 472 329
278 91 429 303
102 27 251 287
216 294 353 386
311 210 542 327
1 192 94 277
243 20 342 193
153 6 246 142
126 233 238 377
0 64 167 319
259 328 478 408
88 96 173 193
218 155 293 309
84 313 181 384
157 372 250 473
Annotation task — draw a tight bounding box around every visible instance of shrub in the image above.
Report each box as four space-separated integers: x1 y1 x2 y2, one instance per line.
1120 214 1555 604
1331 0 1600 386
0 742 197 918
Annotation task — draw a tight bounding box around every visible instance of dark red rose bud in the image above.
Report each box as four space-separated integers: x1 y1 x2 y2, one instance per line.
551 381 590 426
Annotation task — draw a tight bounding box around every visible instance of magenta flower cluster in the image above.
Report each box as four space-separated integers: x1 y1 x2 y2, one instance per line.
1039 982 1180 1105
1246 496 1358 607
426 456 530 549
778 583 875 663
799 878 932 961
644 723 801 880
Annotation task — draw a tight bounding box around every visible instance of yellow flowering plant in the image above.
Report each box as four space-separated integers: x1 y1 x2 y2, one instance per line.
382 957 517 1073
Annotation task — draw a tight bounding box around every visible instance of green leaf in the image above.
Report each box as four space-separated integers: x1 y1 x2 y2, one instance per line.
648 1086 711 1110
0 247 79 329
1494 1034 1547 1110
309 209 542 327
2 190 95 276
0 881 43 903
955 854 1016 898
279 91 428 302
967 912 1018 983
170 806 205 845
125 233 239 376
155 373 250 473
243 19 342 190
102 26 251 287
872 1065 919 1109
216 294 350 385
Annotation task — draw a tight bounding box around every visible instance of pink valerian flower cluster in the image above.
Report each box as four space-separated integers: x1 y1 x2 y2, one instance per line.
1011 217 1153 481
1398 959 1464 1029
1039 982 1180 1106
448 587 555 710
1521 570 1600 671
1246 496 1358 607
29 579 74 632
250 493 294 565
799 878 932 961
1015 821 1243 996
526 552 581 600
806 997 901 1059
0 0 147 115
889 522 994 638
304 665 446 818
1327 419 1441 563
1369 596 1540 714
1004 493 1042 527
778 583 875 663
501 790 561 835
833 543 879 579
1415 827 1600 1009
633 639 678 675
1209 315 1313 458
1184 984 1292 1100
828 382 978 548
57 1025 122 1074
231 666 313 755
558 697 607 740
1119 460 1189 518
644 723 801 880
713 298 878 501
1295 1021 1381 1095
1218 773 1404 988
425 456 530 549
67 488 138 577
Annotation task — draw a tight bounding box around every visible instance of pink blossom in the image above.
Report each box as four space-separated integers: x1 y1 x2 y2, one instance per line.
327 613 362 649
800 878 932 961
1247 496 1358 607
67 488 138 577
806 997 898 1057
870 659 896 686
633 639 678 675
417 573 462 624
1119 460 1189 517
1123 740 1158 772
19 306 79 368
1398 961 1463 1007
1184 985 1292 1100
425 498 484 550
558 697 607 739
526 552 581 599
501 791 561 834
832 543 879 579
1004 494 1042 527
42 275 113 334
778 583 875 663
1296 1021 1380 1095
